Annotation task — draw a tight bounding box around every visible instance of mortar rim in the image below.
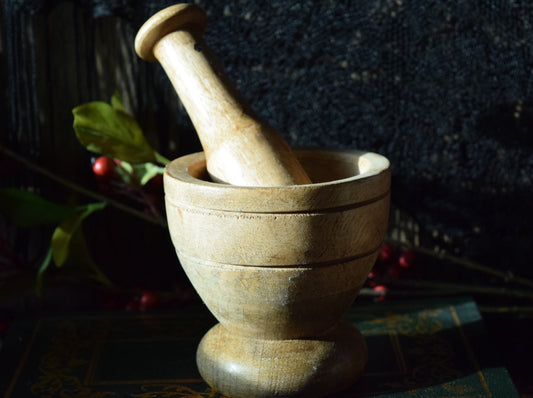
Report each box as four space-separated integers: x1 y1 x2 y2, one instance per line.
164 148 390 213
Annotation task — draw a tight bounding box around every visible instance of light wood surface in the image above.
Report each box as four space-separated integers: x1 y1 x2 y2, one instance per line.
165 149 391 397
197 322 367 398
135 4 311 186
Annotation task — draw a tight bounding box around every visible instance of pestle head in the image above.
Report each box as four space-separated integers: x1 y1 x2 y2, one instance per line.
135 4 207 63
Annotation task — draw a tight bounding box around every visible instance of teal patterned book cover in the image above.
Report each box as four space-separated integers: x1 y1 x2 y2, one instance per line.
0 297 519 397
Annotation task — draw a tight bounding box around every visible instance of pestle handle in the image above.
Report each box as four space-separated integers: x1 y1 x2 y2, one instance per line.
135 4 311 186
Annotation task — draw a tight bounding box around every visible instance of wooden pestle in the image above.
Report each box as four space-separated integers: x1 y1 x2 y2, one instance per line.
135 4 311 186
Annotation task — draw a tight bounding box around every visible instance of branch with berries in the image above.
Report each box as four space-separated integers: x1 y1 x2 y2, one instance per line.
362 241 533 316
0 93 172 304
72 92 170 225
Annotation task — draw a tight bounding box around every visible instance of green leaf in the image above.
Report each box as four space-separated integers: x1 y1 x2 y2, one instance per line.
114 160 164 186
111 91 126 113
62 229 113 287
36 246 53 298
0 188 76 227
73 101 157 164
114 160 135 185
118 160 134 175
135 162 165 185
154 151 171 166
51 202 106 267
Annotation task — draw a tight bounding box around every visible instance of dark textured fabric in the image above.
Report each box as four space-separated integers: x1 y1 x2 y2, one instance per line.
3 1 533 276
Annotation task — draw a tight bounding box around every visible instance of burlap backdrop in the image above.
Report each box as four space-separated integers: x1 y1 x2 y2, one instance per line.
2 0 532 280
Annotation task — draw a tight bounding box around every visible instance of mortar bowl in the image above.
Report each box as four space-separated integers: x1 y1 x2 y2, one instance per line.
164 148 390 397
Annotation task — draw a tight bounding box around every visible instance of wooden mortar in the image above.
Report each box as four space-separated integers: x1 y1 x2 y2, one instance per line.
164 148 391 397
136 3 391 396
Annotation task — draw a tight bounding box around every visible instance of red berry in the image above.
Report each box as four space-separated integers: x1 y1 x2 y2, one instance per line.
373 284 387 293
378 242 394 263
368 266 384 280
398 249 416 268
92 157 116 179
139 290 160 311
373 284 388 302
146 174 164 192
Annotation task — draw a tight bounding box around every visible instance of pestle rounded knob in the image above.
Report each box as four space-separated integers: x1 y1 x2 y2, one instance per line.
135 4 312 186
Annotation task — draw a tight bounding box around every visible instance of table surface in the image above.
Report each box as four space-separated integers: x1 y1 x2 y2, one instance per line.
0 296 520 398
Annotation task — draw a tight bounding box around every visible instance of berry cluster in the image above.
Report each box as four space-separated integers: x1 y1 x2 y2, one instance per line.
366 242 417 301
91 156 164 220
100 288 197 312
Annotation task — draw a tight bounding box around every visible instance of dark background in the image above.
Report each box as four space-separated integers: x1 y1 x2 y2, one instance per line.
2 0 532 279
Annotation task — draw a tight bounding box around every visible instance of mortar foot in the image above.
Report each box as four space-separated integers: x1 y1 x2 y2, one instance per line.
197 321 367 398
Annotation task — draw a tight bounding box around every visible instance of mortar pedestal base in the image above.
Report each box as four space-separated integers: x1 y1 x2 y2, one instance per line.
197 322 367 398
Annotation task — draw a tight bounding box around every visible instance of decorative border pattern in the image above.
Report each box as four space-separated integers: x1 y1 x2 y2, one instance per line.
3 302 500 397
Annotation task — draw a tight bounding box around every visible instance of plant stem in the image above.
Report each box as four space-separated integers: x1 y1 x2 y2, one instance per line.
387 238 533 289
360 287 460 298
377 277 533 300
113 161 165 223
0 145 167 227
155 151 171 165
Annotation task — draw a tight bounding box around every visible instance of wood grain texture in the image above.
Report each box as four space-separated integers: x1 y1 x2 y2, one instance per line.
197 322 367 398
164 149 390 397
135 4 311 186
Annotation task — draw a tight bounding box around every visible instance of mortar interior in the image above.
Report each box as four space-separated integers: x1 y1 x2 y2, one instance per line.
184 148 388 185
